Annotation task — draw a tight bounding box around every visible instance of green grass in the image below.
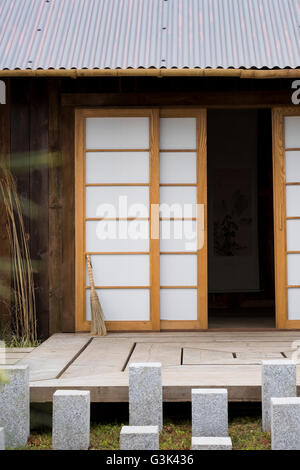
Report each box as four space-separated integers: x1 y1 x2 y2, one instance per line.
3 335 40 348
22 416 271 450
0 329 40 348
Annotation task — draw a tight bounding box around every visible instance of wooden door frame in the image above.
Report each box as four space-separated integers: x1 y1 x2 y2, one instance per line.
75 107 208 332
75 108 160 332
74 104 300 332
273 107 300 329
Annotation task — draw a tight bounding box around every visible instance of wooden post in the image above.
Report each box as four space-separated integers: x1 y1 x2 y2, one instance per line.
29 79 50 339
48 79 62 334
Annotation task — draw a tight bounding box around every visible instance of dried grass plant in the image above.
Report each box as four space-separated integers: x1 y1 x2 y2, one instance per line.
0 161 37 343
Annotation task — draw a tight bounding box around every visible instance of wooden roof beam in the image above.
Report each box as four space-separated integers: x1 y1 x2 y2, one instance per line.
0 68 300 79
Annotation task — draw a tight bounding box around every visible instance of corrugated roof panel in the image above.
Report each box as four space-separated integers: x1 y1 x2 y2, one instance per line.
0 0 299 71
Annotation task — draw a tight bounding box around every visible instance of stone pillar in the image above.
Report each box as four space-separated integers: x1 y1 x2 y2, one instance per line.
271 397 300 450
192 437 232 450
192 388 228 437
52 390 90 450
0 428 5 450
120 425 159 450
262 360 296 432
0 365 29 448
129 363 162 430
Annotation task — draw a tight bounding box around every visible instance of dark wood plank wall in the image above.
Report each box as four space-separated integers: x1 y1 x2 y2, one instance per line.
10 78 50 338
9 79 30 335
1 76 298 336
0 78 11 330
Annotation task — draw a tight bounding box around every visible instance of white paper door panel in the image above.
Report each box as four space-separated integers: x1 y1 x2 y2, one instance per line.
160 152 197 183
288 289 300 320
158 116 199 322
86 289 150 321
86 255 150 286
286 186 300 217
287 254 300 286
160 118 197 149
285 117 300 148
86 221 149 252
286 219 300 252
285 151 300 183
160 289 197 320
160 221 197 252
86 187 149 218
86 152 149 184
160 255 197 286
160 187 197 218
86 117 149 149
84 116 151 324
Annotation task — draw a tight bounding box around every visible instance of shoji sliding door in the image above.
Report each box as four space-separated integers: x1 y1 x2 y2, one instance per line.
159 110 207 329
273 108 300 328
75 108 207 331
75 109 159 331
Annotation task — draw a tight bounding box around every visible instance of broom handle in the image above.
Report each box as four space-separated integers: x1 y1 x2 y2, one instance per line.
86 255 95 290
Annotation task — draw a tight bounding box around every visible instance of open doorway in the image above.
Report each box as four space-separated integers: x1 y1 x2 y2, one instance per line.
207 110 275 329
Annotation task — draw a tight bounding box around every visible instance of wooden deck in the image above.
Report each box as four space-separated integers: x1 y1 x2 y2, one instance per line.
0 347 35 365
5 331 300 403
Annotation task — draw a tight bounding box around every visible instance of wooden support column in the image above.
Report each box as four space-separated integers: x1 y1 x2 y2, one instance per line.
61 105 76 332
48 79 62 334
29 79 50 339
150 109 160 330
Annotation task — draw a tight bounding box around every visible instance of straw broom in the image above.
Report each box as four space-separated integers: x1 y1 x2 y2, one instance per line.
86 255 107 336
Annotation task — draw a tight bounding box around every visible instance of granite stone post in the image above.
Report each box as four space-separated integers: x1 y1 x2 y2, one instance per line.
192 437 232 450
129 363 162 430
262 360 296 432
120 425 159 450
271 397 300 450
52 390 90 450
0 365 29 448
0 428 5 450
192 389 228 437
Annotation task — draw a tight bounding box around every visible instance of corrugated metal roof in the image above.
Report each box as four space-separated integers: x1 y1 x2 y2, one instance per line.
0 0 299 71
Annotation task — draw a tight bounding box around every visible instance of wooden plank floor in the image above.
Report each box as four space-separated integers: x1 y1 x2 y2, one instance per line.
0 347 35 365
8 332 300 403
